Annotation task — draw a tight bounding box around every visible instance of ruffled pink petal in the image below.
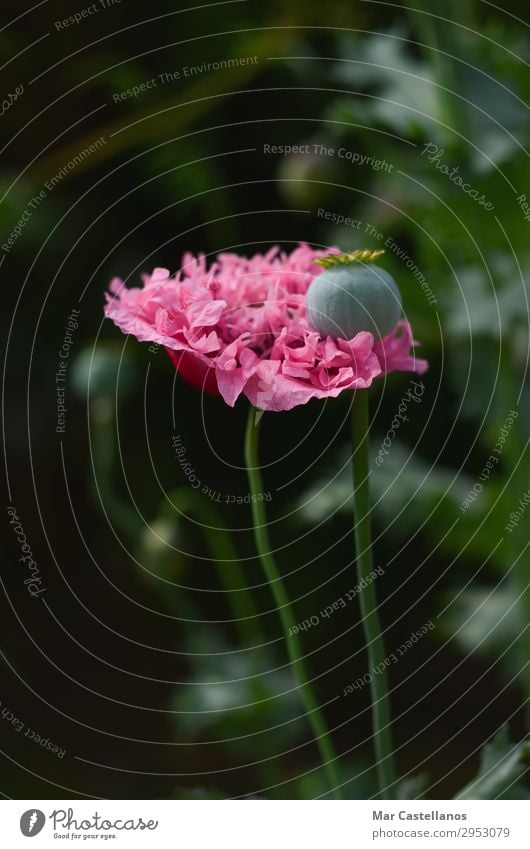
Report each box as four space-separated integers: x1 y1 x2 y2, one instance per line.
186 299 226 328
216 344 260 407
374 320 428 375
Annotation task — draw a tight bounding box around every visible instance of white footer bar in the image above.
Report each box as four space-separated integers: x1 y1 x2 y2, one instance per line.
1 800 528 848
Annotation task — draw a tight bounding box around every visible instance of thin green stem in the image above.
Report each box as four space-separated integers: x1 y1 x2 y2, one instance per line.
159 487 259 646
90 401 142 543
351 390 397 800
245 407 344 799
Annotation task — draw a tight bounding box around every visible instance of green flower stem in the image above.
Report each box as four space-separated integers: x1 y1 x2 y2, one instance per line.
161 487 260 647
90 401 142 543
245 408 345 799
351 390 397 800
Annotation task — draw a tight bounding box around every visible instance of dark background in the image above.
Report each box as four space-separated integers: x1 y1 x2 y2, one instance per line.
2 0 529 799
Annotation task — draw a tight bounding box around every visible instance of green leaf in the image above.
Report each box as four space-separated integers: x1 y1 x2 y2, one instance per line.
396 772 430 799
171 629 305 757
298 442 472 536
441 585 525 679
293 760 377 800
456 727 530 799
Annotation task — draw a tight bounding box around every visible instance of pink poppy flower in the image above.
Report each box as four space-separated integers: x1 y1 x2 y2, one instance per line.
104 244 427 412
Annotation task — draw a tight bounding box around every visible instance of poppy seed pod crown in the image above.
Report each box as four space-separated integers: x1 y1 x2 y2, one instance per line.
306 249 402 340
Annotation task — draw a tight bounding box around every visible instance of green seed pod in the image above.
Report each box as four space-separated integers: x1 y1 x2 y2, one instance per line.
307 251 402 340
71 343 137 403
